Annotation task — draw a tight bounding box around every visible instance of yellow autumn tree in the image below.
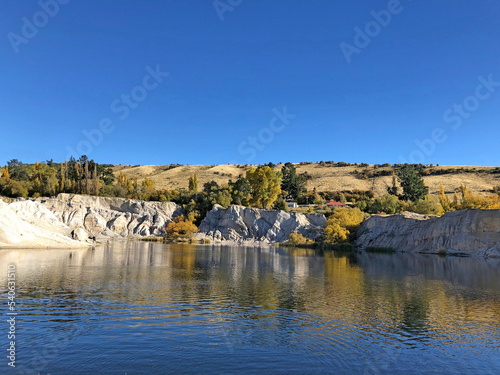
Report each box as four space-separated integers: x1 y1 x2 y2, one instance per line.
438 183 451 212
142 178 154 194
165 215 198 239
188 174 198 193
455 184 500 209
452 191 459 209
2 166 9 180
246 166 282 208
324 221 349 243
324 207 365 244
60 163 65 192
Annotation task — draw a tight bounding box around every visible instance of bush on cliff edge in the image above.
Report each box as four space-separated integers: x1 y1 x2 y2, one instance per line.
324 207 365 244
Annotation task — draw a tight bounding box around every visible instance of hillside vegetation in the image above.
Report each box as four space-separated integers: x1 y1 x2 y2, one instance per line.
2 159 499 247
112 163 500 198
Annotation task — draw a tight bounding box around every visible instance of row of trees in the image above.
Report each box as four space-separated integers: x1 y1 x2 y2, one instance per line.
0 157 115 198
3 158 498 225
116 172 157 200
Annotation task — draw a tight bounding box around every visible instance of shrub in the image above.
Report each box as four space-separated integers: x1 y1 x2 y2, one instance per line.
286 232 313 246
0 179 30 198
273 196 288 211
459 191 500 209
165 215 198 239
369 194 400 214
409 196 444 215
324 221 349 243
355 200 368 211
447 184 500 210
324 207 365 244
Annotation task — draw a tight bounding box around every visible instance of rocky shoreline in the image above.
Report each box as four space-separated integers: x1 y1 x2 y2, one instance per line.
0 194 325 248
195 204 326 245
0 199 88 249
356 209 500 258
0 194 183 248
1 194 500 258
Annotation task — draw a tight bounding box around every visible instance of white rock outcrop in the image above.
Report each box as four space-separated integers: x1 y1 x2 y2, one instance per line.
0 199 87 248
196 205 326 244
34 193 183 237
356 209 500 258
9 200 70 234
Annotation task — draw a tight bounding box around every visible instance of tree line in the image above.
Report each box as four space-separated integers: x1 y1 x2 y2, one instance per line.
3 158 499 245
2 158 498 221
0 157 114 198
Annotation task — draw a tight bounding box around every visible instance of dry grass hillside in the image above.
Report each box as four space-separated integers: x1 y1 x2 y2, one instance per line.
112 163 500 198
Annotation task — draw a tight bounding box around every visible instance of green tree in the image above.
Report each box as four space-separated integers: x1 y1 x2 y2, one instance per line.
273 195 288 211
410 196 444 215
387 171 398 196
281 163 306 200
213 189 231 208
369 194 400 214
193 173 198 193
229 177 252 206
2 180 29 198
7 159 29 180
246 166 282 208
204 185 232 208
281 162 306 200
397 164 428 202
313 188 324 205
203 180 219 194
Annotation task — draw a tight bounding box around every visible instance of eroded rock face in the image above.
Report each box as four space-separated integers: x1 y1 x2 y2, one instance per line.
9 200 69 234
84 212 107 235
356 209 500 258
34 193 183 237
0 199 88 248
197 205 326 244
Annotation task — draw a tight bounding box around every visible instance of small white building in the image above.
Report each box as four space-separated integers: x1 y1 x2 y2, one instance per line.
286 202 298 208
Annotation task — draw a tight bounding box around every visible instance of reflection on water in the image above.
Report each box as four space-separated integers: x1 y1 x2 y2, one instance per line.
0 242 499 374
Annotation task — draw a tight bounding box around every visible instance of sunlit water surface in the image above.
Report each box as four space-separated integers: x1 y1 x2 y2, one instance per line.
1 242 499 374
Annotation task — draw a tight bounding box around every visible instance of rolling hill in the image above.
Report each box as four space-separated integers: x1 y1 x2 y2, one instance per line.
112 163 500 198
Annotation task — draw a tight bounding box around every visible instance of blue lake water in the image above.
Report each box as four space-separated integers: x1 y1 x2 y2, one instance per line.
1 242 499 374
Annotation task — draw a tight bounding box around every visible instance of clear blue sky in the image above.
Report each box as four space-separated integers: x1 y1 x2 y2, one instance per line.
1 0 499 166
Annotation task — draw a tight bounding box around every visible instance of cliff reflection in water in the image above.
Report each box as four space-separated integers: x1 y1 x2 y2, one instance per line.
0 242 499 373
